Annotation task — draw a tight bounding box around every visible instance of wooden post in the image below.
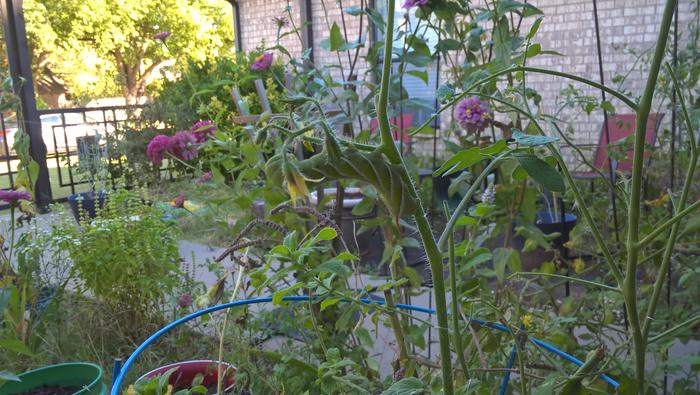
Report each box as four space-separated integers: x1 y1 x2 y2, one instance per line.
1 0 52 209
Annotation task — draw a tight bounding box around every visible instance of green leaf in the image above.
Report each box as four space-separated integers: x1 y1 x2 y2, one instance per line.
527 17 543 39
314 227 338 242
493 247 519 284
406 70 429 85
512 130 558 146
0 339 33 356
336 251 359 261
515 154 566 192
435 38 462 52
352 197 375 216
329 23 344 51
434 147 484 176
344 5 362 15
314 260 351 276
381 377 425 395
525 43 541 58
320 297 341 311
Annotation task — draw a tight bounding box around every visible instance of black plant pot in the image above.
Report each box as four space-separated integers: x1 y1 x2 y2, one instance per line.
68 191 108 222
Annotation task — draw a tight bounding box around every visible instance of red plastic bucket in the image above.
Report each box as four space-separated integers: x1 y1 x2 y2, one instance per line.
138 360 235 391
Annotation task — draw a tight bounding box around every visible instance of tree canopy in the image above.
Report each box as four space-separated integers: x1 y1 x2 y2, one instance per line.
22 0 235 105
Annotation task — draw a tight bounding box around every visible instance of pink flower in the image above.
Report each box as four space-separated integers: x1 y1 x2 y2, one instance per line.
153 31 171 40
174 194 186 208
0 190 31 203
403 0 428 9
455 96 493 134
177 292 193 308
147 135 172 166
198 172 212 183
190 120 216 143
251 52 273 71
170 131 199 161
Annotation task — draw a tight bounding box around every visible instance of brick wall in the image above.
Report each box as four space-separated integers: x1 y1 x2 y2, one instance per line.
237 0 695 160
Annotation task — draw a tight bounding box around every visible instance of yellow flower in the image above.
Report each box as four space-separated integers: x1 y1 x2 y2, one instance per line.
523 314 532 329
646 193 670 209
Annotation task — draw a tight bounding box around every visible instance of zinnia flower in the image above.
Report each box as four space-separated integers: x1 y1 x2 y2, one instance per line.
147 135 172 166
403 0 429 9
190 120 216 143
0 190 31 204
198 172 212 183
170 131 199 161
251 52 273 71
177 292 193 308
174 194 186 208
153 31 171 40
455 96 493 133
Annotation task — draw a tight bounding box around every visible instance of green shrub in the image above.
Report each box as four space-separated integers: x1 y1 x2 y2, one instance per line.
56 190 181 334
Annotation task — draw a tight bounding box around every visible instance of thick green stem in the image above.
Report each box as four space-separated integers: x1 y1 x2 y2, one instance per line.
374 0 453 392
624 0 677 391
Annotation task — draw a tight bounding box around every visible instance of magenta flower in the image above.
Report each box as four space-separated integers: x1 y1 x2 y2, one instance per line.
177 292 193 308
153 31 171 40
403 0 429 9
174 194 186 208
146 135 172 166
251 52 273 71
170 131 199 161
198 172 212 183
190 120 216 143
0 190 31 204
455 96 493 133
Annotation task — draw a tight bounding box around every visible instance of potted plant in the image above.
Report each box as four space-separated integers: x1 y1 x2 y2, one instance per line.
68 133 110 222
0 362 105 395
136 360 235 393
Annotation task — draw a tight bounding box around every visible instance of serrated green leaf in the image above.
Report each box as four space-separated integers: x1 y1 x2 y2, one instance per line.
0 339 33 356
314 227 338 242
381 377 425 394
320 297 341 311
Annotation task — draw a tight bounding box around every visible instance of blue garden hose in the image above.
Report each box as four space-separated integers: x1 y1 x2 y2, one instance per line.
110 295 619 393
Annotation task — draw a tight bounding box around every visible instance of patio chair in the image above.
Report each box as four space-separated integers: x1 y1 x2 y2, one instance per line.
571 113 665 182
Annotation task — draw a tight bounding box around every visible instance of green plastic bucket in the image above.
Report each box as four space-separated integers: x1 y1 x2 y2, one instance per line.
0 362 106 395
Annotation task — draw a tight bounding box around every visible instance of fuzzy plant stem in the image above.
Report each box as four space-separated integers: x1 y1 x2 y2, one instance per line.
375 0 454 392
444 201 469 381
624 0 677 391
642 63 699 341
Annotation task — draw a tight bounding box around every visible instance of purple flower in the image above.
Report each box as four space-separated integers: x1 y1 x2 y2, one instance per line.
177 292 193 308
251 52 273 71
198 172 212 183
153 31 171 40
403 0 429 9
190 120 216 143
174 194 186 208
170 131 199 161
455 96 493 134
0 190 31 204
147 135 172 166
